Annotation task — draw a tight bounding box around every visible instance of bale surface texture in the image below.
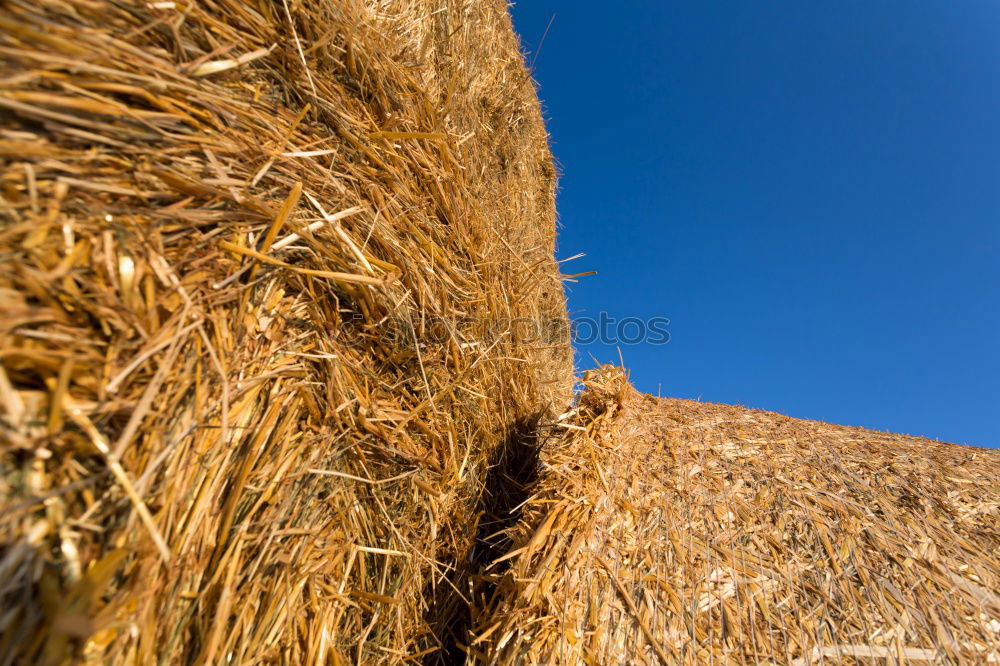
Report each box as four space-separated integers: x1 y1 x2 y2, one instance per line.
478 368 1000 665
0 1 571 662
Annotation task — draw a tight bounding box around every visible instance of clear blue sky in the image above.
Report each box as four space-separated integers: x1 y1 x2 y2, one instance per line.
510 1 1000 447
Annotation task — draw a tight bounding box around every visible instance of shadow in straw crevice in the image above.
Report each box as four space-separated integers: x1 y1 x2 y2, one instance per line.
422 415 546 665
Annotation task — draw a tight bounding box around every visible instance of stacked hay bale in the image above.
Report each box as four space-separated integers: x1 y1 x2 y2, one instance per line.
0 0 571 662
478 367 1000 664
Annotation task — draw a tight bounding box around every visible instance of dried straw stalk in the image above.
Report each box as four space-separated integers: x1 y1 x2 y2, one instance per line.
478 367 1000 665
0 1 571 662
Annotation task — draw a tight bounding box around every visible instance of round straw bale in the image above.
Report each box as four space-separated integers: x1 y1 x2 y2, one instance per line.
479 367 1000 665
0 1 571 662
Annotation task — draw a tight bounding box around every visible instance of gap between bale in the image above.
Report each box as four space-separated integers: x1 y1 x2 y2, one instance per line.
422 415 543 665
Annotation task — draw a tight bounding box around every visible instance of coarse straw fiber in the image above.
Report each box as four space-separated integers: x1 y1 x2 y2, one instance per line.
0 0 572 662
476 367 1000 665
